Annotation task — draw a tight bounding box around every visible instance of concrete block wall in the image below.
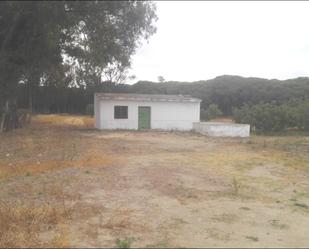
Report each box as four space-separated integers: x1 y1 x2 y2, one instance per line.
193 122 250 137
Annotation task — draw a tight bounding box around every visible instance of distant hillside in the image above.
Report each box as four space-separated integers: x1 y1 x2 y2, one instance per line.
129 75 309 114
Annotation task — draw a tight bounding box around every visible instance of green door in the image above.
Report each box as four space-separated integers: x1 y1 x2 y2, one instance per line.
138 106 151 129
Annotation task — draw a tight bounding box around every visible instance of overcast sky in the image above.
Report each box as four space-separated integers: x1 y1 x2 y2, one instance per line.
128 1 309 83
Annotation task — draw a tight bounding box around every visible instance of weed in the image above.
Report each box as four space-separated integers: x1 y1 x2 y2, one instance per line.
71 143 78 161
115 237 135 249
85 170 90 174
232 177 241 196
239 207 250 211
50 223 70 247
245 236 259 242
211 213 238 224
26 172 31 177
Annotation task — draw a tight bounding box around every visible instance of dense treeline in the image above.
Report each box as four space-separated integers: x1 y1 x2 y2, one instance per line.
16 82 131 114
14 75 309 112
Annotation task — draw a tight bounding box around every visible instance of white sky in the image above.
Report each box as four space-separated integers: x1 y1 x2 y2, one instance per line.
128 1 309 83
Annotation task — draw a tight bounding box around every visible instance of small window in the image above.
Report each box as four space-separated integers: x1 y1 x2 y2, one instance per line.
114 106 128 119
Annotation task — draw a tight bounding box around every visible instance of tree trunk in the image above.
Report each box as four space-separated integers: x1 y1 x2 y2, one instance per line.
29 95 33 113
0 98 19 133
0 11 22 133
28 84 33 114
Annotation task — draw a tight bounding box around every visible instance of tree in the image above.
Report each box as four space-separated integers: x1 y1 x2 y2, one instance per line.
233 102 290 133
200 104 223 121
101 61 131 84
0 1 157 132
157 76 165 83
65 1 157 88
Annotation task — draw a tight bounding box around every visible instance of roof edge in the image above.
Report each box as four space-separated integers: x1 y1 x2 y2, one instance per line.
95 93 202 103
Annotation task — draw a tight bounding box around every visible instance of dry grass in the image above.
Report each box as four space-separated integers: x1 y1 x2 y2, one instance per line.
0 202 71 248
0 114 115 179
0 115 110 247
0 114 309 247
210 117 234 123
0 178 103 248
33 114 94 128
0 155 115 179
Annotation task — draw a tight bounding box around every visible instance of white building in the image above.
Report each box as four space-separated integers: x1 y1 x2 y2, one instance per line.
94 93 201 130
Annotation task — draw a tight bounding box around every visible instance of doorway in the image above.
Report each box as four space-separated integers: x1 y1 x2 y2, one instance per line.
138 106 151 129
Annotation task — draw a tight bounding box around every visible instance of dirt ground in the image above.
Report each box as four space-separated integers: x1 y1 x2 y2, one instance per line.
1 114 309 248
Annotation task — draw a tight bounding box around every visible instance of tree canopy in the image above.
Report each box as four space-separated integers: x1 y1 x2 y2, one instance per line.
0 1 157 131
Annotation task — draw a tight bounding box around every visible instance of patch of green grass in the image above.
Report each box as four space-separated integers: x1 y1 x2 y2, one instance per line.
245 236 259 242
26 172 31 177
296 191 309 199
171 217 188 225
116 237 135 249
259 131 309 137
239 207 250 211
269 220 289 229
294 202 309 209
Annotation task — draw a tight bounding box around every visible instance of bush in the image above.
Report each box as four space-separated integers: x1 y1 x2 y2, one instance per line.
232 104 252 124
85 104 94 116
233 103 289 133
201 104 223 121
115 237 134 248
232 99 309 133
295 99 309 131
252 103 289 132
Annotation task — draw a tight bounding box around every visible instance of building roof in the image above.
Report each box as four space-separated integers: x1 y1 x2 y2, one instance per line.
95 93 201 103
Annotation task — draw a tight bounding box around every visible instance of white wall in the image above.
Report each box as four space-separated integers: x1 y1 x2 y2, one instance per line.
193 122 250 137
94 94 100 129
95 99 200 130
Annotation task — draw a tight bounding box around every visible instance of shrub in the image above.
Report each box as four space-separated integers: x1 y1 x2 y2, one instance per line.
115 237 134 248
85 104 94 116
251 103 289 132
201 104 223 121
297 100 309 131
233 103 290 133
232 99 309 133
232 104 252 124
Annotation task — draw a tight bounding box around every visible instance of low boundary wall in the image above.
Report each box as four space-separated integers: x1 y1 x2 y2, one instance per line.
193 122 250 137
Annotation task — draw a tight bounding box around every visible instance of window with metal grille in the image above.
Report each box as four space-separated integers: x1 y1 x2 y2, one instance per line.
114 106 128 119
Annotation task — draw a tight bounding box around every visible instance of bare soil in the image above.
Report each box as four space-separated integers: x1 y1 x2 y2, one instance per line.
1 114 309 248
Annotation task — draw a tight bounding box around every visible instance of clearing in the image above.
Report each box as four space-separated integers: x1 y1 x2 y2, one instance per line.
1 114 309 247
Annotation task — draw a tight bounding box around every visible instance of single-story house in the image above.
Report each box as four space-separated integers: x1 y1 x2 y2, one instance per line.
94 93 201 130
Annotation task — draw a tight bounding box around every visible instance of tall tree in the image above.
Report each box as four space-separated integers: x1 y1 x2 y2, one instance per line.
68 1 157 87
0 1 157 132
